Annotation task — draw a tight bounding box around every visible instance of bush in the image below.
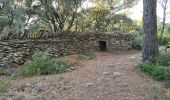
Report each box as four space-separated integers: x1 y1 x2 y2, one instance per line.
0 78 11 93
131 31 143 50
139 63 154 74
157 52 170 66
78 50 95 60
15 51 70 77
159 34 170 46
139 63 170 80
151 65 166 80
139 50 170 86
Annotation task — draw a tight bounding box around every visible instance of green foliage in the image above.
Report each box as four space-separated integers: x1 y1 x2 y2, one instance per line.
15 51 70 77
159 34 170 46
0 0 139 39
79 7 135 32
167 27 170 33
157 52 170 66
131 31 143 50
78 51 95 60
151 65 167 80
0 78 11 93
132 31 143 44
139 50 170 86
147 50 170 66
139 63 153 74
139 62 170 80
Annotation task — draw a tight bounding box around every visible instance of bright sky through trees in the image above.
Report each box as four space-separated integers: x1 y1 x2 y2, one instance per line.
129 0 170 22
82 0 170 22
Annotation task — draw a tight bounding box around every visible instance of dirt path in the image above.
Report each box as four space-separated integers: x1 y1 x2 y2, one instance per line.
0 51 168 100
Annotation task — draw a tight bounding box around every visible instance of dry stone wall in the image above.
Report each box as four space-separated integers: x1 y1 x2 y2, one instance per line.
0 32 132 67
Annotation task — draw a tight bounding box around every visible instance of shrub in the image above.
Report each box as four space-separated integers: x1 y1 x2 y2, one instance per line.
78 50 95 60
159 34 170 46
0 78 11 93
139 63 170 80
15 51 70 77
147 51 170 66
139 50 170 86
139 63 154 74
157 52 170 66
151 65 166 80
131 31 143 50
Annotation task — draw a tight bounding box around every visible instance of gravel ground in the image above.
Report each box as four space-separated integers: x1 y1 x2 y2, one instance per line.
0 51 168 100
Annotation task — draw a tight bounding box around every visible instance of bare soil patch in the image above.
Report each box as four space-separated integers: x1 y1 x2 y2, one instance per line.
0 50 168 100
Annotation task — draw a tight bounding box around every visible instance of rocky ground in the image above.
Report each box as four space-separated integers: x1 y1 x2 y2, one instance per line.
0 51 169 100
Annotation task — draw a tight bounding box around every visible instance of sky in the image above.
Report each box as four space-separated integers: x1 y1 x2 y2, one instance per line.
129 0 170 22
83 0 170 23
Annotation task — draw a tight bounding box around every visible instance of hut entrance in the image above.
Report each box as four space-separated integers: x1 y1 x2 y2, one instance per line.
99 41 107 51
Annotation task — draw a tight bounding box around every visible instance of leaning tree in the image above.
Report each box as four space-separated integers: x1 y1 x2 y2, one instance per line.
142 0 159 60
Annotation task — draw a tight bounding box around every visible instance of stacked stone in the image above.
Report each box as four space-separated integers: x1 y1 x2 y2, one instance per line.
0 32 132 67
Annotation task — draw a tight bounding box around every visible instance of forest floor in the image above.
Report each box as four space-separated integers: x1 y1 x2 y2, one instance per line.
0 50 169 100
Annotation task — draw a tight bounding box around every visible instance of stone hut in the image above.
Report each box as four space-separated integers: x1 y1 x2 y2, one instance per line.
0 31 132 67
95 32 132 52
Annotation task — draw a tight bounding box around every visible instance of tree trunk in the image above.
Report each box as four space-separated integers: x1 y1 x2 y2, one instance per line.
142 0 159 60
159 9 166 43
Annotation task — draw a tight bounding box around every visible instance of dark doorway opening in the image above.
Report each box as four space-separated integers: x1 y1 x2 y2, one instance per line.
99 41 107 51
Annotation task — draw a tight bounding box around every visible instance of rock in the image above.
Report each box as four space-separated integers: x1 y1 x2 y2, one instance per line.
85 81 93 86
103 72 109 75
13 56 25 65
26 49 31 52
2 46 11 52
31 83 47 91
66 69 72 72
0 42 8 46
113 72 121 76
23 44 28 47
0 72 6 76
0 32 133 67
0 63 6 67
70 67 75 70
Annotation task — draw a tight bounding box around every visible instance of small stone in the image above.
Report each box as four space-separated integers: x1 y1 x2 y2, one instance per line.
134 64 138 66
23 44 28 47
26 49 31 52
70 67 75 70
103 72 109 75
113 72 121 76
130 56 135 59
85 81 93 86
5 51 10 53
31 83 47 90
0 42 8 46
2 46 10 51
13 59 25 65
66 69 72 72
0 63 6 67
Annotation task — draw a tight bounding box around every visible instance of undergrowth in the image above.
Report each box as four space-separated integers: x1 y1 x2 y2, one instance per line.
14 51 70 77
0 78 11 93
139 50 170 87
78 50 95 60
